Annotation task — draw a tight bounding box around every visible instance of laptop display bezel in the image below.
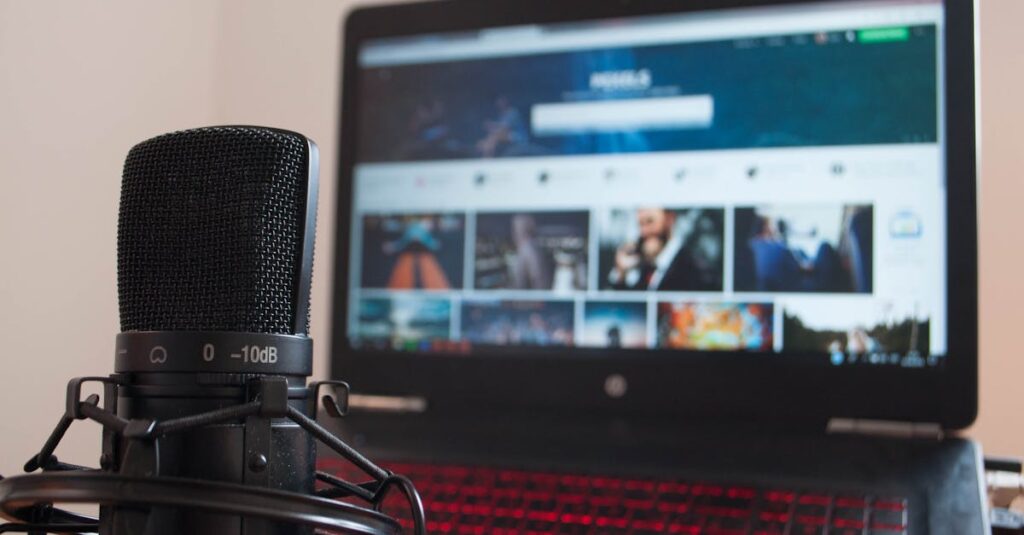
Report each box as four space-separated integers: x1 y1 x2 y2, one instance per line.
330 0 978 429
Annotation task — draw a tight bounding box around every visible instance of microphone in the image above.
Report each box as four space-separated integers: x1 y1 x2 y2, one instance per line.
0 126 425 535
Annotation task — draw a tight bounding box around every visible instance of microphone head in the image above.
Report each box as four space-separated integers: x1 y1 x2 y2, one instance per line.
117 126 318 335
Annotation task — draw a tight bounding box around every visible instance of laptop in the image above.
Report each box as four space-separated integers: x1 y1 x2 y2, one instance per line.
324 0 985 533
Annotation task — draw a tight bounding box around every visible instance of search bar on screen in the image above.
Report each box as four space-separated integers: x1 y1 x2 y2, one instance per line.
531 95 714 135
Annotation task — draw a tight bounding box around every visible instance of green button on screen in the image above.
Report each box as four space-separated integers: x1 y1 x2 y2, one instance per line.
858 27 910 43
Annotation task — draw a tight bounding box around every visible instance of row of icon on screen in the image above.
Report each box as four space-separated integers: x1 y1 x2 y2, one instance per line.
733 26 927 50
460 160 884 188
830 350 939 368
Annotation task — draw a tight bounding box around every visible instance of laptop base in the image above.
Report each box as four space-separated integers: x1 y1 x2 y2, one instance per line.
324 412 988 535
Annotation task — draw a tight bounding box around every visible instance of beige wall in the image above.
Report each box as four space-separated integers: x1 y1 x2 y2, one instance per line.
974 0 1024 465
0 0 222 479
0 0 1020 480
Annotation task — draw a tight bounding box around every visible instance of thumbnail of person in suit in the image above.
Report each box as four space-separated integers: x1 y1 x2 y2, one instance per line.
607 208 720 291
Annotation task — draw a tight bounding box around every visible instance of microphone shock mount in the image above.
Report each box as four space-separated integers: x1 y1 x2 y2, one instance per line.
0 374 425 535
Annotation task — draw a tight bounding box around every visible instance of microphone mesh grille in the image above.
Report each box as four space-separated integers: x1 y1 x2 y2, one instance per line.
118 126 310 334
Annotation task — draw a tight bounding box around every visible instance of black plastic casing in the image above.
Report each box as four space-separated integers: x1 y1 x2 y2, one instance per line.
107 372 315 535
331 0 978 430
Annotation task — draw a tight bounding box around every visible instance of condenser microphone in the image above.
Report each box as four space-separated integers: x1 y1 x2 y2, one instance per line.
111 126 320 534
0 127 424 535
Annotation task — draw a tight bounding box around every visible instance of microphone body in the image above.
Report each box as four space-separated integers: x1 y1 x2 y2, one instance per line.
108 338 316 535
0 126 420 535
108 126 319 535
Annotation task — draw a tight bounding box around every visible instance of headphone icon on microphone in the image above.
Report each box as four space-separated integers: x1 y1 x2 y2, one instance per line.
149 346 168 364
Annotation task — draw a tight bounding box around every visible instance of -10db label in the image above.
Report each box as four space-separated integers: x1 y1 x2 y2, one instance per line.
237 345 278 364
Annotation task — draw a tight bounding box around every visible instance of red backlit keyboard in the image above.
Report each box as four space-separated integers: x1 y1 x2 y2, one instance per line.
320 459 908 534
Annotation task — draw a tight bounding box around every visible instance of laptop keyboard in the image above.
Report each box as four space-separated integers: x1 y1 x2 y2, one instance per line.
320 459 908 534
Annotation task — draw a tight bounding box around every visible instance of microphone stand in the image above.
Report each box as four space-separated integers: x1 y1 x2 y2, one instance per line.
0 375 425 535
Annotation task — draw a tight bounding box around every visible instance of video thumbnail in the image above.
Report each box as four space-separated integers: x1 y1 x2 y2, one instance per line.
734 205 873 293
598 207 724 292
582 301 648 349
782 300 929 355
474 211 589 291
657 302 773 351
354 296 452 348
460 300 574 347
360 213 465 290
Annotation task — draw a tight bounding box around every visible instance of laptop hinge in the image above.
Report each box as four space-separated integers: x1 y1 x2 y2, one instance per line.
827 418 944 440
348 393 428 414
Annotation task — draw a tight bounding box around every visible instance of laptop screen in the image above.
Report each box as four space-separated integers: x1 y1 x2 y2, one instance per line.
344 0 946 370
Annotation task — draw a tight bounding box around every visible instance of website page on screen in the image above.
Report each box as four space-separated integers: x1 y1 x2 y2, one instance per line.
347 0 946 369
